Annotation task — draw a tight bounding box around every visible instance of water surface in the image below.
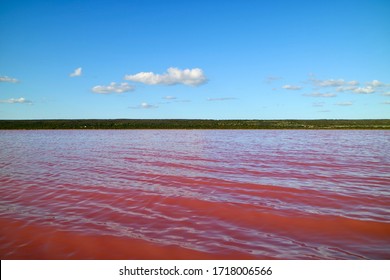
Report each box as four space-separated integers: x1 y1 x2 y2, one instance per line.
1 130 389 259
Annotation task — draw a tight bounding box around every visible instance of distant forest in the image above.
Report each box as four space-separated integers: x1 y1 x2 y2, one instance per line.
0 119 389 129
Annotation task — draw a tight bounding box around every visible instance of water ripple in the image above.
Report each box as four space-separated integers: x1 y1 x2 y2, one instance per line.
1 130 389 259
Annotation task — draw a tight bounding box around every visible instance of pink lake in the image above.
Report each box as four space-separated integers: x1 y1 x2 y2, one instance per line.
1 130 389 259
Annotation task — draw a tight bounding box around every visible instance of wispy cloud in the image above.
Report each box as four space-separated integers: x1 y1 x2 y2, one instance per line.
312 102 325 107
159 96 191 105
335 101 353 106
0 75 19 83
382 101 390 105
129 102 158 109
69 67 82 77
124 67 207 86
264 76 282 84
163 96 177 100
304 92 337 98
92 82 135 94
207 97 237 101
0 97 32 104
282 85 302 90
174 99 191 103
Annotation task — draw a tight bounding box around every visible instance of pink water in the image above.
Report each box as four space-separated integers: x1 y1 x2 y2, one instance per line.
1 130 389 259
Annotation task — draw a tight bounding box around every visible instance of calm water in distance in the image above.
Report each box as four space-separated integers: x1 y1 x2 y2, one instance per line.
0 130 389 259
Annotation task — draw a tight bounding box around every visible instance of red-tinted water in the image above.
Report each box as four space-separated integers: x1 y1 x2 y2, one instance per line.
1 130 389 259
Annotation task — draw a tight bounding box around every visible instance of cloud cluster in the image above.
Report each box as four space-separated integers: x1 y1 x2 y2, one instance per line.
1 66 208 110
0 97 32 104
0 75 19 83
124 67 207 86
88 67 207 110
272 75 390 112
92 82 135 94
311 78 388 94
0 74 32 104
277 75 390 101
69 67 82 77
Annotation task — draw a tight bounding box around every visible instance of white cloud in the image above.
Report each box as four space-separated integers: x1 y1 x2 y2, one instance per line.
347 80 360 86
141 102 157 109
366 80 384 87
352 86 375 94
336 86 356 92
92 82 135 94
0 97 32 104
304 92 337 97
337 85 377 94
312 78 359 88
316 79 345 87
382 101 390 105
282 85 302 90
124 67 207 86
69 67 82 77
316 79 386 94
207 97 237 101
335 101 353 106
0 75 19 83
129 102 158 109
383 92 390 96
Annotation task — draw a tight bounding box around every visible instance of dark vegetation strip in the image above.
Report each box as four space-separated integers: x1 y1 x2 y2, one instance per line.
1 119 389 129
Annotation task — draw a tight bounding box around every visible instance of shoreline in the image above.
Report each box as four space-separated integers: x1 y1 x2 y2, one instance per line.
1 119 390 130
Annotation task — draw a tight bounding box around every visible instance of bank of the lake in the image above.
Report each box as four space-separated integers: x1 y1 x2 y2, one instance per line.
0 119 390 130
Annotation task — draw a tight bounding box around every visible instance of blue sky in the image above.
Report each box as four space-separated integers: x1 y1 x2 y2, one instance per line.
1 0 389 119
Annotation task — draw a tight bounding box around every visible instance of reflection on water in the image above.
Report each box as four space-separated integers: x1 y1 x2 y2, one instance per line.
0 130 389 259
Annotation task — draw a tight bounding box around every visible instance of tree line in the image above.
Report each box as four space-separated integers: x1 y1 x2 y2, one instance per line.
1 119 389 129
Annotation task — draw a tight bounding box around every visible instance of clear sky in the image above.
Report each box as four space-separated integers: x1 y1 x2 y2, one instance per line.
1 0 389 119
